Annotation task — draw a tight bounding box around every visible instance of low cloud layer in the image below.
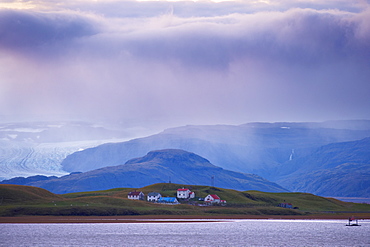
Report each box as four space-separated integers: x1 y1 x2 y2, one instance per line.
0 0 369 129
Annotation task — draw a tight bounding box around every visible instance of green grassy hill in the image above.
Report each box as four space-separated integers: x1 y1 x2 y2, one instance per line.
0 184 62 204
1 183 369 217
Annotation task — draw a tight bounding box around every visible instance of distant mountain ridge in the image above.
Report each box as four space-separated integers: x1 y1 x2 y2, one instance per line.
2 120 370 197
61 120 370 179
277 137 370 197
59 120 370 197
1 149 288 194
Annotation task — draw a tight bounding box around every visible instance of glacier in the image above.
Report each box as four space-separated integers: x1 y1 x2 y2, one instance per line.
0 121 137 181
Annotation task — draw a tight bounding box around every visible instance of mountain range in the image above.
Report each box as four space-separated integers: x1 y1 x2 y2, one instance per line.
0 149 287 194
1 120 370 197
276 137 370 197
62 121 370 179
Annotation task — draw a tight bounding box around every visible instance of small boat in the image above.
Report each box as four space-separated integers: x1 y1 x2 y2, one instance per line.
346 216 361 226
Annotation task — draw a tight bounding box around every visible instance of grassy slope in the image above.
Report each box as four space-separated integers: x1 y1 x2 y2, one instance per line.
1 183 369 217
0 184 62 204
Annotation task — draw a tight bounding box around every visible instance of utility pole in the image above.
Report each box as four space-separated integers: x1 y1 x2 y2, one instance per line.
211 175 214 187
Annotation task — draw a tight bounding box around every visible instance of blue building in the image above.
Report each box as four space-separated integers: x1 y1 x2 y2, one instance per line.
157 197 179 204
277 202 293 208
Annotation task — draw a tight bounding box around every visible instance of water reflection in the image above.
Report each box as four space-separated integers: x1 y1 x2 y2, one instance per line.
1 219 368 246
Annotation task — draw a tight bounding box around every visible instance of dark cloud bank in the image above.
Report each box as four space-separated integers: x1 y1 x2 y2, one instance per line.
0 1 369 128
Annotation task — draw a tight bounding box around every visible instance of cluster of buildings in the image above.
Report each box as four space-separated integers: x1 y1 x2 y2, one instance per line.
127 188 296 208
127 187 226 205
277 202 294 209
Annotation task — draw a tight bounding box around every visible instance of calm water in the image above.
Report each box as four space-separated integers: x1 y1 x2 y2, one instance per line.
1 219 369 246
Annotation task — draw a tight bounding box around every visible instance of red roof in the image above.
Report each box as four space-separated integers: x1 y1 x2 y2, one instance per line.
210 194 220 200
177 188 190 191
128 191 142 196
281 202 292 205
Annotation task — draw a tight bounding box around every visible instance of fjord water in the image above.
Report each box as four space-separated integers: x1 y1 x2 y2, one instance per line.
1 219 369 246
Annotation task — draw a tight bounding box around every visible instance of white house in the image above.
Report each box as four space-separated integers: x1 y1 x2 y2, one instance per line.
204 194 221 203
189 191 195 198
147 192 162 202
177 188 195 199
128 191 145 200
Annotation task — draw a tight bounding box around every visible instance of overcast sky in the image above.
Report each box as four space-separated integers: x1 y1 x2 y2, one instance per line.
0 0 369 130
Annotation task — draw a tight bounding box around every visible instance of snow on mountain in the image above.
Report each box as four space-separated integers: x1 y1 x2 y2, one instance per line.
2 120 370 197
1 149 289 194
0 121 139 181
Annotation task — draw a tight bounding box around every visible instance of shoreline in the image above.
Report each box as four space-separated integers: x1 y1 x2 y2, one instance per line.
1 213 369 224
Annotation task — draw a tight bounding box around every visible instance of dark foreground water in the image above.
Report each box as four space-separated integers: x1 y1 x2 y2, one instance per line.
1 219 369 246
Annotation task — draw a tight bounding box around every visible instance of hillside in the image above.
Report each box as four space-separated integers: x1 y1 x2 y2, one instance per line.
61 120 370 181
1 149 287 194
137 183 362 212
0 184 62 205
1 184 369 217
277 138 370 197
2 120 370 198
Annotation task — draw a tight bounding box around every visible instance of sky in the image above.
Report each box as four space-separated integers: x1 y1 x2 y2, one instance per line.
0 0 369 131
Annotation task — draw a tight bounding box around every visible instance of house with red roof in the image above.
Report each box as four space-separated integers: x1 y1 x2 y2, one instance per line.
277 202 293 209
204 194 221 203
128 191 145 200
204 194 226 204
177 188 195 199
